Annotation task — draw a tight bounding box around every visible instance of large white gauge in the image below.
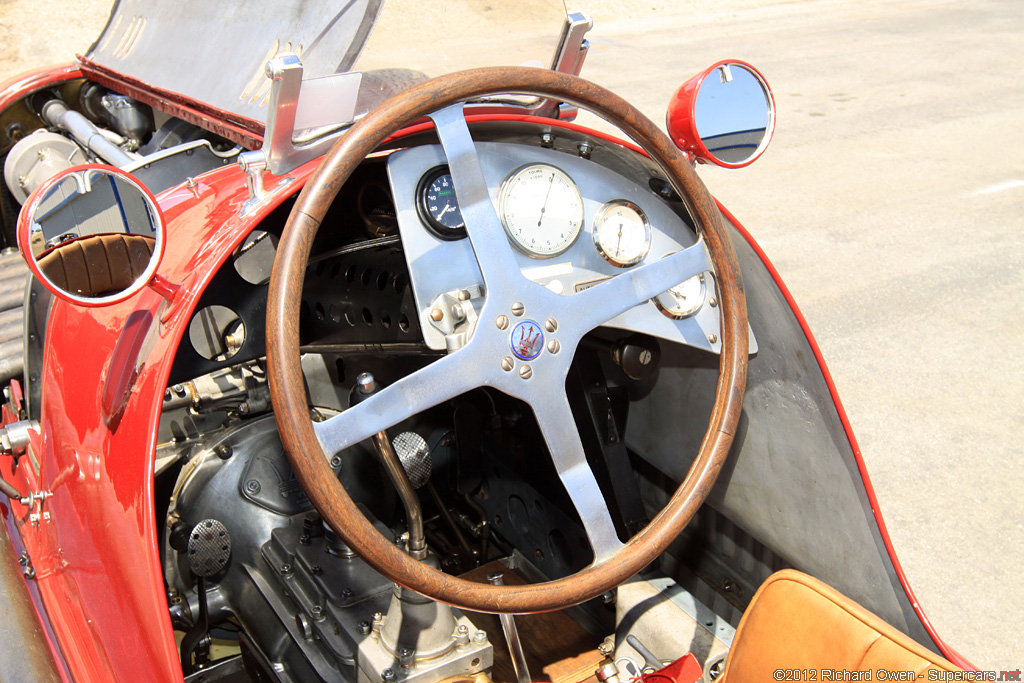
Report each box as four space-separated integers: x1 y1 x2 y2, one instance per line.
499 163 584 258
593 200 652 267
654 272 706 319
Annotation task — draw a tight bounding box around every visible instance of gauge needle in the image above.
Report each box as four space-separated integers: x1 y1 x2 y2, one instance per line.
615 221 624 256
537 173 556 228
435 203 452 220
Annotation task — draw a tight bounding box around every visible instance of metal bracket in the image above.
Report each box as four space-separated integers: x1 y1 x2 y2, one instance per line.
19 489 52 526
426 286 484 353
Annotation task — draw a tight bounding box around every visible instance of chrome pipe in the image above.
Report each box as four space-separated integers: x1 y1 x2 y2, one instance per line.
371 431 426 558
40 100 134 168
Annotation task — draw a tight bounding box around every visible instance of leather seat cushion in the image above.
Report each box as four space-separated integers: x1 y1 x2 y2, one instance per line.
719 569 960 682
38 233 154 298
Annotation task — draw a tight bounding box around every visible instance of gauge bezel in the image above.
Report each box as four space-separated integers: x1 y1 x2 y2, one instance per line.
653 272 707 319
592 199 652 268
416 165 466 241
498 162 584 259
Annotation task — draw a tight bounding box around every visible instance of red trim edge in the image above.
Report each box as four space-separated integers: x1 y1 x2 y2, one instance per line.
716 200 973 670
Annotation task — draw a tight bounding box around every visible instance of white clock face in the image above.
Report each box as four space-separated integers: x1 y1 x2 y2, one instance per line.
499 164 584 258
593 200 651 267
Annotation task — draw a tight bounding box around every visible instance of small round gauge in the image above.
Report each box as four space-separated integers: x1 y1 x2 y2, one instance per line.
499 163 584 258
593 200 651 267
416 166 465 240
654 272 706 319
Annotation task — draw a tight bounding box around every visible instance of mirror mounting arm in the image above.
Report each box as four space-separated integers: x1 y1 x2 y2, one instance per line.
148 274 180 302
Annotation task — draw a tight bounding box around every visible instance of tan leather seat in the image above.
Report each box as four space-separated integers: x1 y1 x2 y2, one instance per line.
38 233 154 298
719 569 960 682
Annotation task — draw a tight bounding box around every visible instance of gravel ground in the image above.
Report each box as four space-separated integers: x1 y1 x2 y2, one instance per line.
1 0 1021 672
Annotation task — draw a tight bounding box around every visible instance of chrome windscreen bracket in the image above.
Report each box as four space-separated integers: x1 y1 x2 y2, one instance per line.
252 53 362 178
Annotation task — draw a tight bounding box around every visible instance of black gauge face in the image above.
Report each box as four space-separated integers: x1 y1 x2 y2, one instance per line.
417 166 466 240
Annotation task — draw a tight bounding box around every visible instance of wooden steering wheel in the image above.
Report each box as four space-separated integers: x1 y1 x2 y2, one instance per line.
266 66 748 614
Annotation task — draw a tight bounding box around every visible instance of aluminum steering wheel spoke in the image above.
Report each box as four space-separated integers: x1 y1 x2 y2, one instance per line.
526 393 624 562
429 104 527 297
571 239 713 332
312 351 478 457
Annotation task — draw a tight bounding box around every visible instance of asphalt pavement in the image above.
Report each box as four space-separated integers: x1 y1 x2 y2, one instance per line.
1 0 1020 671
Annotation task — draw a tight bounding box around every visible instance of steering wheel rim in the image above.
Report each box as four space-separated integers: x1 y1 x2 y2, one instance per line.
267 66 748 614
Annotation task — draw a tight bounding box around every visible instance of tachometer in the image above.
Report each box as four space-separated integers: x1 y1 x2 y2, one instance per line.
499 163 584 258
593 200 651 267
417 165 465 240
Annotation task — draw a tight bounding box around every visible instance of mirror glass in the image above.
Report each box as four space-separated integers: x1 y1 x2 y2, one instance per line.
22 167 163 302
694 63 772 164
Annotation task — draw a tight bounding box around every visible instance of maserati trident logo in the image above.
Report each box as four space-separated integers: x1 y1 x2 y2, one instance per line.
510 319 544 361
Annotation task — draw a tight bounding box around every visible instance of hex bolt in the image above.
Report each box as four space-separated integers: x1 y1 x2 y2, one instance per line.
245 480 261 494
496 314 509 330
452 303 466 322
578 142 592 159
546 339 560 355
457 289 471 301
381 668 396 682
215 443 232 459
511 302 525 317
474 630 488 644
280 563 292 575
430 308 444 321
358 621 371 635
501 357 515 372
330 455 343 469
519 365 533 380
342 588 354 600
457 625 469 636
540 132 554 147
311 605 324 621
544 318 558 333
373 612 384 624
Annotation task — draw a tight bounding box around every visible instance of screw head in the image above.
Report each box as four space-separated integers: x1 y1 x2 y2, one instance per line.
546 339 560 355
519 365 533 380
245 479 261 494
501 357 514 372
709 297 718 308
430 308 444 321
511 302 525 317
280 563 292 574
474 630 488 644
358 620 371 635
330 455 343 469
457 624 469 635
544 318 558 332
382 668 396 682
496 314 509 330
457 289 471 301
708 333 718 344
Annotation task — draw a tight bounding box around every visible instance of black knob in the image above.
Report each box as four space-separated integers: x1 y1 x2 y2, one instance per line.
612 334 661 381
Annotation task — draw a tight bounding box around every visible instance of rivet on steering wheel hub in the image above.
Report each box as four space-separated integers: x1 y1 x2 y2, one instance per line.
519 365 533 380
511 302 525 317
501 357 514 372
496 315 509 330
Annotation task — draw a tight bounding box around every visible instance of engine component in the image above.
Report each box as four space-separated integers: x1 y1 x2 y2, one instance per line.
165 413 492 683
3 130 85 203
40 99 136 169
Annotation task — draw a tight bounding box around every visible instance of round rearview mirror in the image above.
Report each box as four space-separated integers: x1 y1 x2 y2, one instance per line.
16 164 166 307
667 60 776 168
